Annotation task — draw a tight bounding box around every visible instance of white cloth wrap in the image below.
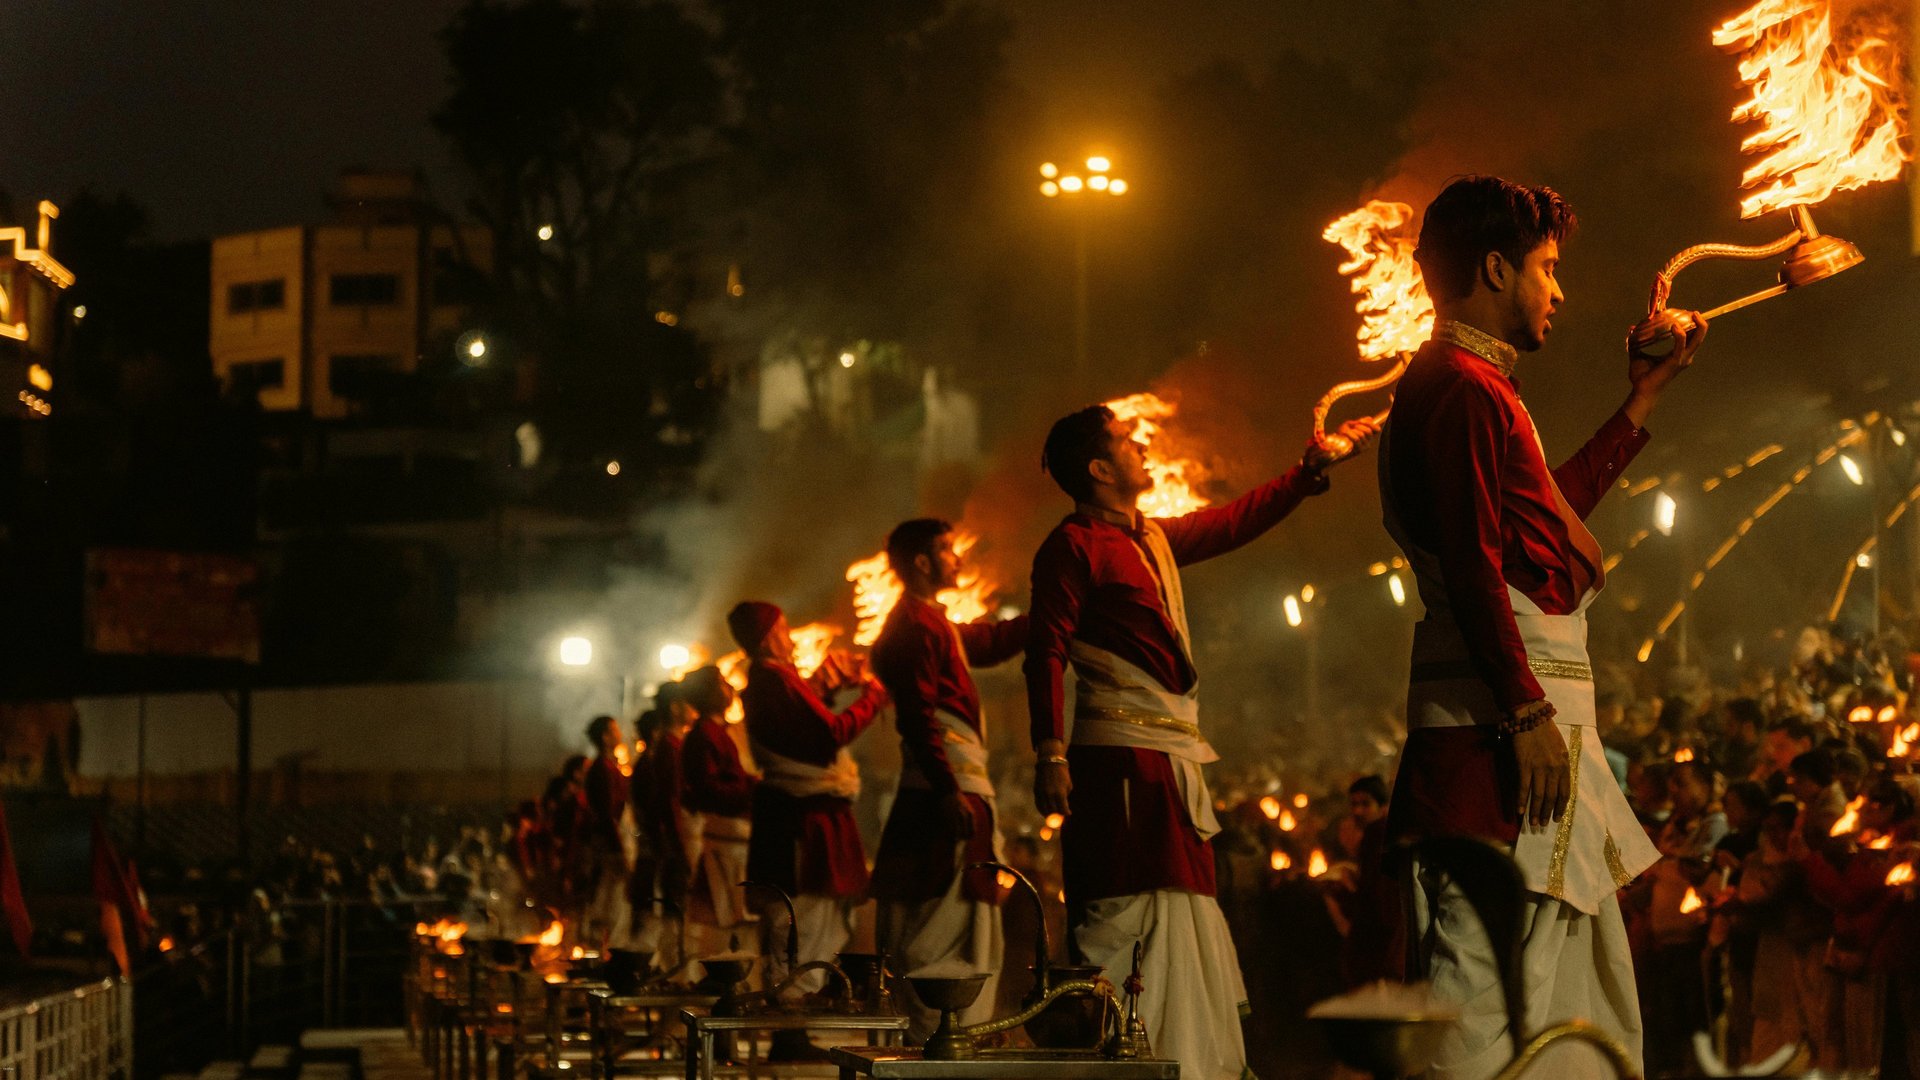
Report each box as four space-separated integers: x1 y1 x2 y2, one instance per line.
877 829 1007 1042
684 812 751 929
897 708 997 799
1067 642 1221 842
752 744 861 800
1404 586 1658 915
1074 890 1249 1080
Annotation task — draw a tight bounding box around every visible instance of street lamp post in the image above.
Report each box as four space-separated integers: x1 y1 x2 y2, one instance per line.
1040 156 1128 378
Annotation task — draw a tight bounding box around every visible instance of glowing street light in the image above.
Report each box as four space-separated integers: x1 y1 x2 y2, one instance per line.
1086 156 1111 173
558 636 594 667
1039 154 1129 379
605 461 621 476
1040 162 1059 179
658 643 691 672
1300 584 1316 604
536 223 554 242
1059 175 1084 193
1839 454 1865 485
1654 491 1678 536
1283 594 1304 628
1388 573 1407 607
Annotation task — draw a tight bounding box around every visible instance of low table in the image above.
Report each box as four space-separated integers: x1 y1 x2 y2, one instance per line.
681 1011 912 1080
827 1046 1180 1078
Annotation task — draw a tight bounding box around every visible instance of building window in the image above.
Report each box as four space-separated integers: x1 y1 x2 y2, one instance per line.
230 358 286 391
330 273 401 306
227 279 286 314
328 354 400 398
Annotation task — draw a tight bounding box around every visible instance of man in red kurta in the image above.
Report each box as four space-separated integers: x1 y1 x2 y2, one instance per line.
677 665 759 955
732 600 889 996
581 714 637 948
870 518 1028 1040
1025 405 1376 1080
1382 175 1706 1079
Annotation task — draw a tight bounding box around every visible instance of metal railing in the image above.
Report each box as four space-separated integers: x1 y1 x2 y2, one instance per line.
0 977 133 1080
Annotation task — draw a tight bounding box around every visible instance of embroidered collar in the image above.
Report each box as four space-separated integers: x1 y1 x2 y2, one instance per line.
1076 502 1144 533
1433 319 1519 378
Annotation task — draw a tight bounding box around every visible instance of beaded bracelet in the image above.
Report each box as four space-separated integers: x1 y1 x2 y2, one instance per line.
1498 701 1556 738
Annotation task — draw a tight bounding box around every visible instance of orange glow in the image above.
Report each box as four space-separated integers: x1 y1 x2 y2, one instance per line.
1712 0 1909 218
1044 813 1065 830
1868 834 1893 850
1673 747 1696 763
846 531 998 647
1279 810 1298 832
1322 201 1434 363
1293 793 1310 809
158 936 175 952
1307 850 1329 878
418 918 470 944
788 622 838 679
1258 796 1282 820
612 742 632 778
1831 794 1866 836
495 1002 513 1014
1893 727 1913 758
995 870 1018 891
1850 705 1875 723
1679 887 1705 914
1270 850 1291 871
1879 705 1900 724
544 972 566 984
1889 862 1915 886
1104 392 1210 518
570 945 586 960
538 921 563 947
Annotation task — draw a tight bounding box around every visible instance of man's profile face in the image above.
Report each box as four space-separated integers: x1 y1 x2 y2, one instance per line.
598 719 625 754
1348 791 1384 826
1096 416 1152 500
767 614 795 664
1503 239 1564 352
924 535 962 592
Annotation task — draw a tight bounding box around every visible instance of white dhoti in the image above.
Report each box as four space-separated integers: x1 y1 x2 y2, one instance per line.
1074 890 1248 1080
765 893 854 996
1411 857 1643 1080
876 843 1004 1042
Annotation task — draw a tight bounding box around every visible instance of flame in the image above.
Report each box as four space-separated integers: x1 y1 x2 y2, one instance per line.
570 945 586 960
158 935 175 952
1850 705 1875 723
1889 862 1915 886
1044 813 1065 831
1879 705 1900 724
1270 850 1292 871
1893 728 1913 758
1293 793 1309 809
1680 887 1705 914
1868 834 1893 850
995 870 1018 891
1322 200 1434 362
845 531 1000 647
1712 0 1909 218
1673 747 1696 763
1258 796 1282 820
1279 810 1298 832
544 972 566 984
612 742 632 778
537 921 563 947
788 622 838 679
1104 392 1210 518
1307 849 1329 878
1831 794 1866 836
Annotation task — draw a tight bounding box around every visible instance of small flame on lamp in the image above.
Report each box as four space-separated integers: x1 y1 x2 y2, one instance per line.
1674 747 1696 763
1293 793 1309 809
570 945 586 960
1868 834 1893 850
1044 813 1065 830
1258 796 1282 820
995 870 1017 891
1888 862 1916 887
1680 887 1705 914
1270 850 1291 871
544 973 566 984
1832 794 1866 836
159 936 175 952
538 921 563 947
1878 705 1899 724
1307 850 1329 877
1850 705 1876 724
1279 810 1298 832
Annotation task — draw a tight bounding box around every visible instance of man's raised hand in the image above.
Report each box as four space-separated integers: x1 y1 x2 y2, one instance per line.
1303 417 1382 473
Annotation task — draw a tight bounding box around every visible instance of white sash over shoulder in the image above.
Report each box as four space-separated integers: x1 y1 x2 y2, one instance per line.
753 744 861 801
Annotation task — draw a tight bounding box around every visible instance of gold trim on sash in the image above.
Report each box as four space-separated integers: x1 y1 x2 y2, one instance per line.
1546 727 1584 899
1075 706 1202 740
1408 656 1594 684
1528 658 1593 681
1603 831 1633 888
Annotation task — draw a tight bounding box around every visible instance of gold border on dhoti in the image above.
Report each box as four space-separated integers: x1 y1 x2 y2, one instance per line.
1409 656 1594 684
1546 726 1584 900
1074 707 1201 740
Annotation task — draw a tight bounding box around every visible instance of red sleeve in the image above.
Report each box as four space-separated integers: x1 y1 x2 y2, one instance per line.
1158 465 1330 566
1423 377 1544 713
1802 852 1888 915
1551 409 1651 520
873 619 961 795
751 665 888 761
958 614 1029 667
684 729 756 817
1024 531 1089 748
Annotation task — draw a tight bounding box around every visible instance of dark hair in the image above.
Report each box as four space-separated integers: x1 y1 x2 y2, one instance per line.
680 665 733 717
1768 717 1819 746
586 714 617 746
1415 175 1578 302
1671 759 1721 789
886 518 954 576
1724 697 1765 732
1348 775 1390 805
1831 744 1870 782
1867 774 1917 823
1788 747 1835 787
562 754 588 779
1764 797 1800 829
1042 405 1118 503
1725 779 1769 817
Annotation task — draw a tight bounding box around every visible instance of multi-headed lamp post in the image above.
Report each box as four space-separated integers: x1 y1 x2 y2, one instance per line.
1039 156 1128 377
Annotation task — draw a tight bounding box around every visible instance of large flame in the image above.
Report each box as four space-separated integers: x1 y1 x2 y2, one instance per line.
1104 392 1210 518
1322 200 1434 362
1712 0 1909 218
788 622 838 679
845 531 999 647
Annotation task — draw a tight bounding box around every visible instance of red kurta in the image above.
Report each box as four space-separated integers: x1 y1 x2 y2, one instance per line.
633 730 686 861
869 595 1027 901
1023 467 1330 903
681 717 756 818
1383 329 1648 846
582 755 630 848
742 660 887 899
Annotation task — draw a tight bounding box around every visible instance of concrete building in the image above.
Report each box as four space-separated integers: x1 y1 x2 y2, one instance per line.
210 171 490 419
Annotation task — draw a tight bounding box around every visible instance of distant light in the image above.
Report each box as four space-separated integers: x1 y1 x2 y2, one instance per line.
1637 638 1655 663
1283 594 1303 628
1840 454 1865 486
1857 551 1873 568
1300 584 1316 604
658 643 691 671
605 461 621 476
1088 175 1110 191
536 224 554 241
1060 175 1085 193
654 311 679 326
1653 491 1678 536
1086 156 1111 173
558 636 593 667
839 351 856 368
1108 179 1128 195
1894 428 1908 447
1039 162 1058 179
1388 573 1407 607
1040 181 1060 197
1292 793 1309 809
71 305 87 321
27 364 52 392
467 337 488 360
